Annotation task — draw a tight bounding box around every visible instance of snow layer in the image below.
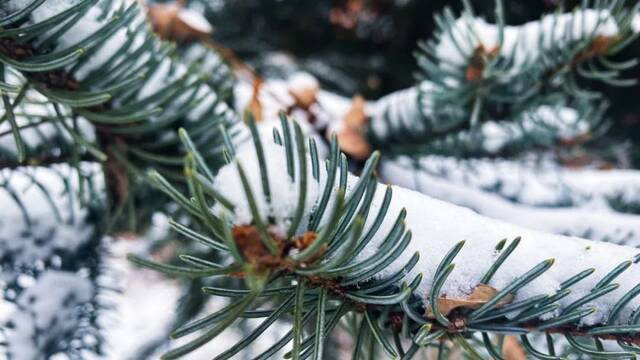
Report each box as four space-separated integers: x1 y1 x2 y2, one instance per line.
2 271 94 360
0 79 96 159
5 0 81 24
437 9 620 68
232 74 354 158
399 154 640 209
103 233 291 359
0 164 99 269
367 75 591 153
213 135 322 237
381 158 640 245
480 105 587 154
214 132 640 326
368 86 424 141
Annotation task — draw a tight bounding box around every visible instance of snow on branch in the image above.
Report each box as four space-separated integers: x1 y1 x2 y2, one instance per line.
395 154 640 210
0 0 243 173
367 81 602 156
364 5 639 156
220 125 640 322
1 270 100 359
0 164 102 272
434 8 620 69
380 157 640 245
133 119 640 358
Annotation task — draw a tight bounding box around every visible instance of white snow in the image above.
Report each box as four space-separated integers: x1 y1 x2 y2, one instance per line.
0 164 99 268
393 154 640 209
74 27 129 81
214 132 640 326
0 81 96 156
286 71 320 95
480 105 587 154
103 237 291 359
137 58 174 100
368 86 424 139
633 13 640 33
368 81 589 151
212 136 322 236
2 271 93 360
381 158 640 245
436 9 620 69
178 8 214 34
6 0 81 24
101 239 183 359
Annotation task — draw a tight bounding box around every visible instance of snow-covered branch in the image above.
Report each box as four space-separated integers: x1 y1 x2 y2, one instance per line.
219 129 640 324
394 154 640 210
1 271 101 359
0 164 102 272
380 157 640 245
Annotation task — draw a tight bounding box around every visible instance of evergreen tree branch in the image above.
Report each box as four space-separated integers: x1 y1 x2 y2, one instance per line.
133 118 640 359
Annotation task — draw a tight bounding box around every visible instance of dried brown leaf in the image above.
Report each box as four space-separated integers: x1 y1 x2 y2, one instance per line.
147 1 213 42
337 95 371 160
426 284 513 318
502 335 527 360
247 78 264 122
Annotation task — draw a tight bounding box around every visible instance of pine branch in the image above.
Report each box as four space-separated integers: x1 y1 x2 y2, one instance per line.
131 117 640 359
366 3 640 157
0 164 110 358
0 0 245 225
368 86 609 158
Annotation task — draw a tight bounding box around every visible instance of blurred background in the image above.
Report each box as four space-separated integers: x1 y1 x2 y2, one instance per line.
2 0 640 359
196 0 640 166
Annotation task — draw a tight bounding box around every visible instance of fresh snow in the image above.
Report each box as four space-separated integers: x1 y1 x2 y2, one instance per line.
480 105 586 154
368 79 590 152
286 71 320 95
5 0 81 24
381 158 640 245
103 235 291 359
436 9 620 68
214 132 640 326
2 271 94 360
392 154 640 209
368 86 425 139
178 8 214 34
0 164 98 269
0 77 96 157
